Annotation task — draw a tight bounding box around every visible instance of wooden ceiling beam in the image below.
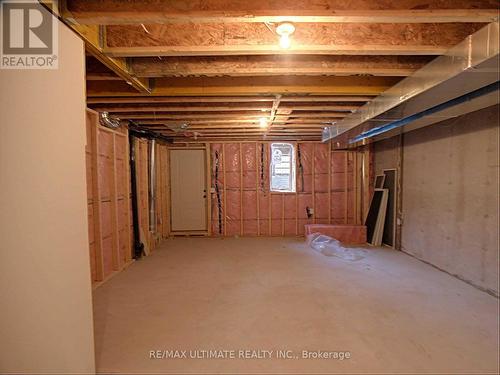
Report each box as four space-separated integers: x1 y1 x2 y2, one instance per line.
86 95 374 104
141 125 329 130
56 8 151 93
87 76 400 96
191 125 329 129
64 0 499 24
122 117 344 124
138 121 332 127
86 72 123 81
130 56 431 77
172 137 321 141
135 120 334 126
98 105 272 113
148 130 329 134
104 113 348 120
107 113 273 120
93 105 357 113
105 44 447 57
103 23 484 57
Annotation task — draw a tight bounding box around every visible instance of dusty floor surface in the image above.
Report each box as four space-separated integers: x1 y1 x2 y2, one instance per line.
93 237 499 374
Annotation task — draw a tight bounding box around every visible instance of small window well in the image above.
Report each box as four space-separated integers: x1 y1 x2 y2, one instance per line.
270 143 296 193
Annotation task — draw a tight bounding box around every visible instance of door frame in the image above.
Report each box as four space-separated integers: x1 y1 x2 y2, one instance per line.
168 145 211 236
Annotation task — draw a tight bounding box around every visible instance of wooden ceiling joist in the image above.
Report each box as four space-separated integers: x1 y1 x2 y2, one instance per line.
115 114 345 125
94 103 359 113
103 23 484 57
73 0 498 141
61 23 150 93
129 55 432 77
87 76 401 97
86 72 123 81
97 105 273 112
142 125 329 131
99 112 350 120
86 95 375 104
64 0 499 24
122 118 341 125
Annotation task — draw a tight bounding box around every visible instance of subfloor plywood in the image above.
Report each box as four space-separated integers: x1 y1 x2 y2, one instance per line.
93 238 499 374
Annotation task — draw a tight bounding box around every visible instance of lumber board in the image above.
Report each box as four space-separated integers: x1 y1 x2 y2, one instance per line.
65 0 499 24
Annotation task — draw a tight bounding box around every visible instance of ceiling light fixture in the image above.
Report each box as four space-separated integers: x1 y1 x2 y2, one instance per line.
259 117 269 129
276 22 295 49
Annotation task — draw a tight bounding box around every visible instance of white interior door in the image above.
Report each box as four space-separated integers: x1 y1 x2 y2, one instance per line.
169 149 207 232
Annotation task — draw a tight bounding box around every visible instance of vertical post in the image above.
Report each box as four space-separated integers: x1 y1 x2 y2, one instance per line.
124 130 132 262
354 152 361 225
222 143 227 236
328 141 332 224
267 143 272 235
344 152 348 224
312 143 316 224
239 142 243 236
90 112 104 281
110 132 120 270
165 146 171 236
148 139 156 236
255 142 260 236
206 144 212 236
295 142 299 236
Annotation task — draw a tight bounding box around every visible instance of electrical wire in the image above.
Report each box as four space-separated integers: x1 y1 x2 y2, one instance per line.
214 151 223 234
297 144 304 192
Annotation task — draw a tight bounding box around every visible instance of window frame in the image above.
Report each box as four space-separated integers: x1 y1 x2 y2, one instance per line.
269 142 296 193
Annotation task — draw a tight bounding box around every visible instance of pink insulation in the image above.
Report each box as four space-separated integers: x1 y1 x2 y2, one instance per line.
210 142 365 237
210 143 224 235
284 194 297 235
242 143 258 235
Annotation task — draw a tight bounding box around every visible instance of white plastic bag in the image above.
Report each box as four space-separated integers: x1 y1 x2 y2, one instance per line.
308 232 367 261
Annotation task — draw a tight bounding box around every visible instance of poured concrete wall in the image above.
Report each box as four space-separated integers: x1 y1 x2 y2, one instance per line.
373 136 400 175
374 105 499 296
0 13 95 373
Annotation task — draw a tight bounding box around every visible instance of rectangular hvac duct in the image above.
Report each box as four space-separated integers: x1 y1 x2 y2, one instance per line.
323 22 499 148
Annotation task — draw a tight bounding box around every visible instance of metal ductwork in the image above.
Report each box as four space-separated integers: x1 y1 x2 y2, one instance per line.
127 120 174 143
99 111 121 129
323 22 499 148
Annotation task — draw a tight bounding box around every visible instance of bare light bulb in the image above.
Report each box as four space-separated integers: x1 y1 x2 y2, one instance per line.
279 34 291 49
259 117 268 128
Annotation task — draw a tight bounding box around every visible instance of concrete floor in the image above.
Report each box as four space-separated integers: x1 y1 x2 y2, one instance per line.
93 237 499 374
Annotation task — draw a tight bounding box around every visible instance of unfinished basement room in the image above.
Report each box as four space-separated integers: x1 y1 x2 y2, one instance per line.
1 1 499 374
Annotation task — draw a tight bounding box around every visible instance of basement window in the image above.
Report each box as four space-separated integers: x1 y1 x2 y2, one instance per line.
270 143 296 193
